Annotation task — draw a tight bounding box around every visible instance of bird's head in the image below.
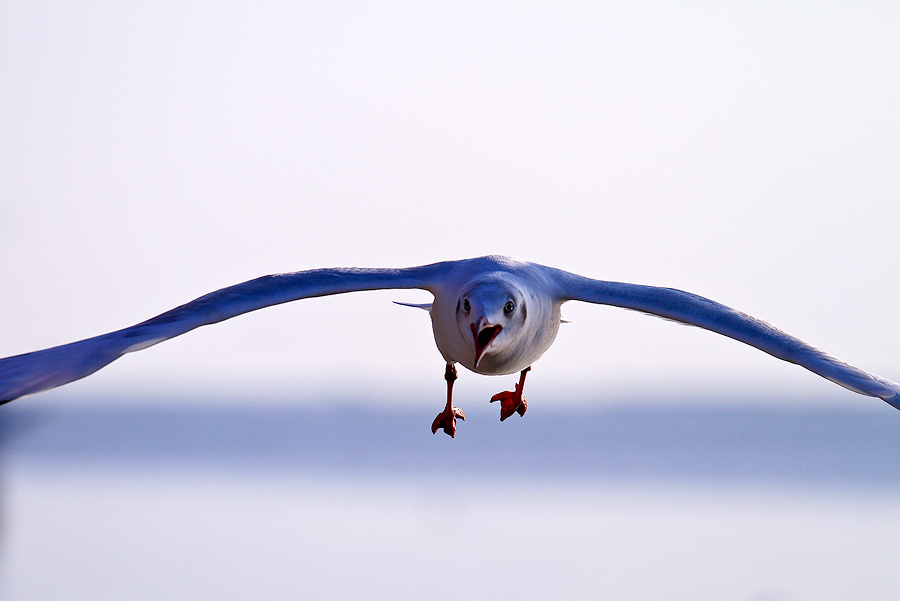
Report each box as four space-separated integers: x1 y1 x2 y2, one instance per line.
456 279 527 370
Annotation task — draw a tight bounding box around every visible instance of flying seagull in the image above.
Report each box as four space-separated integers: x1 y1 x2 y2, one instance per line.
1 255 898 436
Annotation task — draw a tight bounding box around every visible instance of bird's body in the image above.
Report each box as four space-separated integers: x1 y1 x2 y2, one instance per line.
1 255 898 436
427 255 562 375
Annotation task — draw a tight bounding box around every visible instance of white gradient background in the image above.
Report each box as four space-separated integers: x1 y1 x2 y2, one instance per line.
1 1 900 600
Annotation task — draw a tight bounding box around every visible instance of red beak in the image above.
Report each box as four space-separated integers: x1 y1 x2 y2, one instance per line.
471 318 502 367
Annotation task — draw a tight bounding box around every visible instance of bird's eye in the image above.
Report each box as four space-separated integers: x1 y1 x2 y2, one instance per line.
504 300 515 314
463 298 471 312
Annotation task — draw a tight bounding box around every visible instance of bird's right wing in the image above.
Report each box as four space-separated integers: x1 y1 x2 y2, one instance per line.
0 263 448 404
544 266 900 410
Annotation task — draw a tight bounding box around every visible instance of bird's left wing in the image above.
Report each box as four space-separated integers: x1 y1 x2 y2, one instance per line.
544 266 900 410
0 263 446 404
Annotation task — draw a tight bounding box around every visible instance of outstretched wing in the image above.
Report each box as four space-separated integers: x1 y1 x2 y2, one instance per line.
0 264 445 404
546 266 900 410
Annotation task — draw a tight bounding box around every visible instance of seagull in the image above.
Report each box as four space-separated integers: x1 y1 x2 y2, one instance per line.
1 255 898 436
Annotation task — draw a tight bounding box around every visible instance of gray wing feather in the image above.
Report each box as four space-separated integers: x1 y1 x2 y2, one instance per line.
0 264 442 404
547 267 900 410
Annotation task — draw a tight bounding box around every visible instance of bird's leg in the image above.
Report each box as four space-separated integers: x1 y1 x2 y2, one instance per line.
431 363 466 437
490 366 531 421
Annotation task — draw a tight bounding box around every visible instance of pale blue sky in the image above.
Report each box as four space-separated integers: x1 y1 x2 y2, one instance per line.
1 1 898 407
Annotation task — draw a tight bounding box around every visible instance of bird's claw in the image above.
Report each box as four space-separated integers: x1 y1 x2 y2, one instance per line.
490 384 527 421
431 406 466 437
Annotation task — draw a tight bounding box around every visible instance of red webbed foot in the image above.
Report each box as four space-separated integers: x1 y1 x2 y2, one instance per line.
431 405 466 437
489 366 531 422
432 363 465 437
490 389 527 421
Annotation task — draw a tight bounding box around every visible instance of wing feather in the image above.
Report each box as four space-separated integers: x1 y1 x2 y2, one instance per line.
546 267 900 410
0 264 443 404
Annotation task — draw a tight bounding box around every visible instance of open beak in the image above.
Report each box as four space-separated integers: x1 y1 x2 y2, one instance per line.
471 316 502 368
